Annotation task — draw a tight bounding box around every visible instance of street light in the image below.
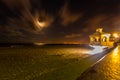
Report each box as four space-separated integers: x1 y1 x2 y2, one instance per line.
113 33 119 38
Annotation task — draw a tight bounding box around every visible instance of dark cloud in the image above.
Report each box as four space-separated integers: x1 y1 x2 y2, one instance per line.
0 0 120 43
59 2 83 26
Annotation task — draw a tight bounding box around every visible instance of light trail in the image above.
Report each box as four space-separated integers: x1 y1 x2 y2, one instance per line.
88 45 107 54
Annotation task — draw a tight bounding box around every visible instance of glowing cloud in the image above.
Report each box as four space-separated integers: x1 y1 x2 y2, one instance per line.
36 19 46 28
34 12 54 30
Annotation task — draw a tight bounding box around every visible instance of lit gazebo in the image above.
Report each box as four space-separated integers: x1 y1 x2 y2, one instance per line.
89 28 114 47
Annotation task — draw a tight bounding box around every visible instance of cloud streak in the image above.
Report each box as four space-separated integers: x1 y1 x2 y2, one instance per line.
60 2 83 26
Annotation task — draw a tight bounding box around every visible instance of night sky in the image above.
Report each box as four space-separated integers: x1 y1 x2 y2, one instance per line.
0 0 120 44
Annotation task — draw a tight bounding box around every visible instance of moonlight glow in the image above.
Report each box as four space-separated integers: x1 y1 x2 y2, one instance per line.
36 20 46 28
34 17 47 30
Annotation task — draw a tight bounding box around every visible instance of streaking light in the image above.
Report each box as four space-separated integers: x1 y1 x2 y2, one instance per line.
89 45 105 54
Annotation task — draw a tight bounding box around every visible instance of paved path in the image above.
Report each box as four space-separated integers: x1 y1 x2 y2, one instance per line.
77 45 120 80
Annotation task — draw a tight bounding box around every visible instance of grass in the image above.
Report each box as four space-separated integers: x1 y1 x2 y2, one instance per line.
0 46 106 80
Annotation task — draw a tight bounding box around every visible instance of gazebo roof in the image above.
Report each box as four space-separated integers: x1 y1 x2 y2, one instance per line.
90 32 110 37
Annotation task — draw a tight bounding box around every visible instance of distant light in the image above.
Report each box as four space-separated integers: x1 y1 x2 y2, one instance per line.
113 33 119 38
34 43 45 45
102 34 110 37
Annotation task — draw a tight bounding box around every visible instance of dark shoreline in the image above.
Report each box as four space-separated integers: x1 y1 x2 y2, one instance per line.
0 43 94 50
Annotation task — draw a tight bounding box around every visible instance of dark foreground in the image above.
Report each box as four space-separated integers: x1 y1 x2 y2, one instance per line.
0 45 114 80
77 45 119 80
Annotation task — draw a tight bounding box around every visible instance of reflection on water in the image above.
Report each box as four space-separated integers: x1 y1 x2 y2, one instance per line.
78 46 120 80
112 46 119 63
109 46 120 79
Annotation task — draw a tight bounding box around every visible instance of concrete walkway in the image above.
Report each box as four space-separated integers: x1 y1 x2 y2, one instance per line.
77 45 120 80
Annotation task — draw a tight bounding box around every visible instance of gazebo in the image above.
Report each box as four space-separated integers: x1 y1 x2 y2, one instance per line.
89 28 114 47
